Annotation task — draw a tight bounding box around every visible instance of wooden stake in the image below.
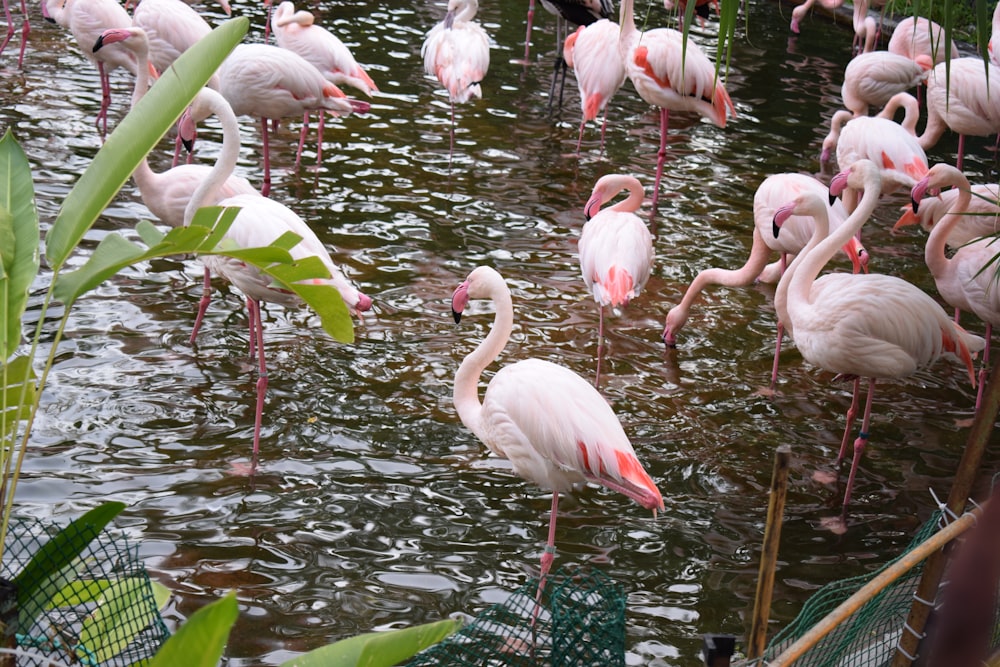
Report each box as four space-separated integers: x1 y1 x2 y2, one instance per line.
747 444 792 660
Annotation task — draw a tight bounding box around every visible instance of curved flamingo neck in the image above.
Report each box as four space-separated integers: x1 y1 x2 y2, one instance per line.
618 0 639 57
453 273 514 438
786 171 881 314
182 90 242 226
610 178 644 212
925 168 972 278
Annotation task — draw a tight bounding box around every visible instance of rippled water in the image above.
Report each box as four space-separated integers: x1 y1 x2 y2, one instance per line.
2 0 999 664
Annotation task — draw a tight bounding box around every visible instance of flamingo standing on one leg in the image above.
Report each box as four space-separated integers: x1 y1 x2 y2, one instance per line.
774 159 984 532
421 0 490 160
580 174 654 387
839 51 932 117
216 43 355 196
662 172 866 393
563 18 625 155
911 163 1000 412
270 1 378 168
618 0 736 214
179 87 372 464
450 265 663 605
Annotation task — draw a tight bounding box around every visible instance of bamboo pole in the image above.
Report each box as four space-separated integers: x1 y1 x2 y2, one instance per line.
766 507 981 666
890 356 1000 667
747 444 792 660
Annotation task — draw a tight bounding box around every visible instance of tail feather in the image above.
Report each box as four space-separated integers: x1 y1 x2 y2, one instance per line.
596 266 635 308
942 324 985 387
711 80 735 128
583 92 603 121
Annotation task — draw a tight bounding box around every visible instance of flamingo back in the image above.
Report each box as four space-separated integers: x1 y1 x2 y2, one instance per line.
567 19 626 122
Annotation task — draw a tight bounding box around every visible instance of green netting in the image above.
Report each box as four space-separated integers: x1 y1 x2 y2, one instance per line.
1 516 170 667
404 567 625 666
759 510 1000 666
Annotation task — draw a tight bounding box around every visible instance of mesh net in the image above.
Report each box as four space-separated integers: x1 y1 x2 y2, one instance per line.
759 510 1000 666
404 566 626 667
1 516 170 667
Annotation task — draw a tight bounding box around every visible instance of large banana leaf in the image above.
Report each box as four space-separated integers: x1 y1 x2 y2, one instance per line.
44 17 249 270
148 591 238 667
0 130 39 364
280 619 461 667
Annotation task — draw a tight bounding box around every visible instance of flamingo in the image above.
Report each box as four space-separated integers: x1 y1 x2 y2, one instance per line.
887 16 957 65
833 113 928 212
93 26 258 230
180 87 372 463
562 18 625 154
662 172 866 393
270 1 378 167
911 164 1000 411
774 159 984 531
820 91 919 164
216 43 355 196
894 180 1000 249
131 0 230 78
840 51 932 117
1 0 29 68
43 0 136 137
788 0 843 34
421 0 490 159
450 265 663 603
919 58 1000 171
580 174 654 386
664 0 718 30
618 0 736 213
850 0 881 54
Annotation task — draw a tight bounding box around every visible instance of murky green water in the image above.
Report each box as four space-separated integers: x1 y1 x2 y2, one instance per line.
1 0 999 664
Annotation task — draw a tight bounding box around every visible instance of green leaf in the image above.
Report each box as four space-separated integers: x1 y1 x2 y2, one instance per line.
12 501 126 626
148 591 238 667
54 207 355 343
45 579 114 608
151 580 171 611
44 18 249 269
279 619 461 667
1 355 35 440
76 577 164 663
0 130 40 362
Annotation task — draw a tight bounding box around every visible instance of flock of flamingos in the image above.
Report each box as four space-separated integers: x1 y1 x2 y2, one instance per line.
3 0 1000 595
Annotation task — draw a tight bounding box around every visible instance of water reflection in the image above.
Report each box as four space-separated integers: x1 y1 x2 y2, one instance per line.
3 0 1000 664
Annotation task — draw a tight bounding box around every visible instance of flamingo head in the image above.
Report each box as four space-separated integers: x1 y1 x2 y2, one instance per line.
910 176 932 214
178 106 198 154
771 201 798 239
828 169 850 204
661 306 687 349
93 27 134 52
354 292 373 314
451 280 471 324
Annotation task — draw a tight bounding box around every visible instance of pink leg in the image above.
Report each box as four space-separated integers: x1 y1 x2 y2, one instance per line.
534 493 560 614
449 102 456 168
17 0 27 69
650 107 670 214
190 265 213 345
263 1 272 43
295 112 309 170
523 0 535 63
0 0 14 57
96 62 112 138
599 110 609 156
595 306 605 388
172 133 183 168
260 117 272 197
975 324 992 413
316 112 325 166
956 134 966 172
836 376 862 467
769 253 789 392
246 296 257 361
841 378 876 519
576 119 585 156
247 298 268 462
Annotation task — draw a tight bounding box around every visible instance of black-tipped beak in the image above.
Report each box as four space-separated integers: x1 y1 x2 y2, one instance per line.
828 192 837 206
452 309 462 324
182 137 194 153
772 219 780 239
910 197 920 215
93 35 106 52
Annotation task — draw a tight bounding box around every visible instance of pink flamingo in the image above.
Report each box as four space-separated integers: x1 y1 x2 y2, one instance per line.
664 0 719 30
93 26 257 230
662 172 866 393
562 18 625 154
990 2 999 67
271 1 378 166
894 180 1000 249
618 0 736 213
919 58 1000 171
788 0 843 34
820 91 919 164
131 0 230 78
840 51 932 117
887 16 957 65
216 43 355 196
850 0 882 54
43 0 136 137
580 174 654 386
775 159 983 531
180 86 372 463
450 265 663 602
521 0 610 64
911 164 1000 411
1 0 29 67
421 0 490 158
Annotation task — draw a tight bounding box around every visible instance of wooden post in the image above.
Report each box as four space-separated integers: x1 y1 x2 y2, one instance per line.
747 444 792 660
890 357 1000 666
